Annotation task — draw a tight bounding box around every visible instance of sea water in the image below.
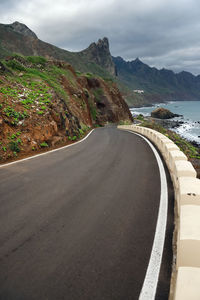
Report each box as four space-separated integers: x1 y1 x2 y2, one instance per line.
130 101 200 144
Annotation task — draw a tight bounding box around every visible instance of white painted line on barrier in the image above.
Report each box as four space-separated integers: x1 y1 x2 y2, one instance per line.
127 130 168 300
0 129 95 168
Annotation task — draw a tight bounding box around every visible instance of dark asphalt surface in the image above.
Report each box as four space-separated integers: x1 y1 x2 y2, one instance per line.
0 127 173 300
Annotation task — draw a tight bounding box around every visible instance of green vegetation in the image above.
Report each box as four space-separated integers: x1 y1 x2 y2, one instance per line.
6 131 22 154
40 142 48 147
84 72 93 78
88 100 97 121
6 59 26 72
3 106 28 124
118 119 133 125
37 111 44 115
93 87 104 102
79 129 84 136
27 56 47 65
140 120 200 159
9 140 20 152
137 114 144 121
81 123 90 132
1 55 74 103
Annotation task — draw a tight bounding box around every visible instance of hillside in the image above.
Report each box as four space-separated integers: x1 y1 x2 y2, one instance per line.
0 22 115 79
0 55 132 162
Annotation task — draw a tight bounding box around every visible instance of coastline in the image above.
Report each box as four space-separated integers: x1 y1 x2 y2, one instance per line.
130 101 200 146
134 116 200 178
148 117 200 147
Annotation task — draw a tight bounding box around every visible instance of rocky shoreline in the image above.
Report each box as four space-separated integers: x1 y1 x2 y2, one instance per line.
149 117 200 147
135 115 200 178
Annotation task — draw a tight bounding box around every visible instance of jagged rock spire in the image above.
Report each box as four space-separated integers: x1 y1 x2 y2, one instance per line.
81 37 116 76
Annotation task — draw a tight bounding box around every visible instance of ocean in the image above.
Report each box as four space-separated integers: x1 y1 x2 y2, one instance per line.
130 101 200 144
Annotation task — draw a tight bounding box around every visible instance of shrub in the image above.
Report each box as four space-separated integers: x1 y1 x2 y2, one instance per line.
37 111 44 115
27 56 47 65
9 141 20 152
40 142 48 147
79 129 84 136
6 60 26 71
85 72 93 78
137 114 144 121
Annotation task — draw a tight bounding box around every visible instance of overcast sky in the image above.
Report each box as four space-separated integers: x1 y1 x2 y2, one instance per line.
1 0 200 75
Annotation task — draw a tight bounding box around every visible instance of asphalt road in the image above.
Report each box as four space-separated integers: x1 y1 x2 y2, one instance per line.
0 127 173 300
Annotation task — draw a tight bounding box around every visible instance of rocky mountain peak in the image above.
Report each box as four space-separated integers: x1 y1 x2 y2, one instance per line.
96 37 109 50
81 37 116 76
8 21 37 39
87 37 110 54
132 57 143 65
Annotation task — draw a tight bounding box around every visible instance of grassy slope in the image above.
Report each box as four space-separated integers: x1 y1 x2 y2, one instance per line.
0 55 91 161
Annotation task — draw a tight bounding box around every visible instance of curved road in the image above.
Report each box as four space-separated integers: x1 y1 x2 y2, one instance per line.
0 127 173 300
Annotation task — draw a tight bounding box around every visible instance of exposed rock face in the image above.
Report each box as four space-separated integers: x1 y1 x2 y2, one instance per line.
85 76 132 124
151 107 180 119
0 56 132 162
81 37 117 76
7 21 37 39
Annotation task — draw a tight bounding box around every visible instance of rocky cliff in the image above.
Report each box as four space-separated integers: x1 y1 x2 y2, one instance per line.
80 37 116 76
0 55 132 162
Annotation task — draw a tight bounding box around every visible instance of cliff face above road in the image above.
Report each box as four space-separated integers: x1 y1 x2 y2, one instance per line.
0 55 132 162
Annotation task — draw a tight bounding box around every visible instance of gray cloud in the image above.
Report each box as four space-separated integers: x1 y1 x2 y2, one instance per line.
1 0 200 74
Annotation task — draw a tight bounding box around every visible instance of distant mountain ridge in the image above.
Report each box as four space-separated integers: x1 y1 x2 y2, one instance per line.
0 21 200 106
112 56 200 102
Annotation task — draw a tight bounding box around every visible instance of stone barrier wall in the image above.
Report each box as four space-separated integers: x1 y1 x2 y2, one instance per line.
118 125 200 300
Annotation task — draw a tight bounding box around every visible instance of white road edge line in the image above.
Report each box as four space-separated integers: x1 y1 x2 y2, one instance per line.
127 130 168 300
0 129 95 168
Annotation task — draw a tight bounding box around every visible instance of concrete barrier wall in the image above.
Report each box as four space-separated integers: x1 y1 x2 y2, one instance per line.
118 124 200 299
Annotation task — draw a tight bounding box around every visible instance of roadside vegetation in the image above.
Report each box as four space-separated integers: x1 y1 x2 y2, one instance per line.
136 117 200 178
